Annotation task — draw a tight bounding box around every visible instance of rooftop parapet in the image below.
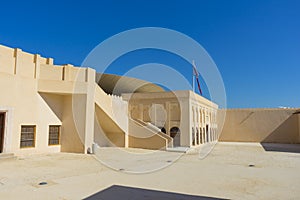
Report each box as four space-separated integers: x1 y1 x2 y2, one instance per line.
0 44 95 83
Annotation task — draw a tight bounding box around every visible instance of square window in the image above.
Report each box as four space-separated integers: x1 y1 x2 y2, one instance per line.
20 125 36 148
48 125 60 145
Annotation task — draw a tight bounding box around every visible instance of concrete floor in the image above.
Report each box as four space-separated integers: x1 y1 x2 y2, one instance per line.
0 142 299 200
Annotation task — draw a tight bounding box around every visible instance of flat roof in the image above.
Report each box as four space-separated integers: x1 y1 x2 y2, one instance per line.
96 73 165 95
122 90 218 108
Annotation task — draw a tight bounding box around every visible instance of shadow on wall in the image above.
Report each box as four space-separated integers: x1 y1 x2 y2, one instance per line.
261 113 299 144
219 109 300 146
84 185 227 200
94 105 125 147
261 108 300 154
260 143 300 153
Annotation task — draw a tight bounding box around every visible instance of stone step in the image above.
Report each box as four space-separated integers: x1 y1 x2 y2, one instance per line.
167 147 189 153
0 153 16 160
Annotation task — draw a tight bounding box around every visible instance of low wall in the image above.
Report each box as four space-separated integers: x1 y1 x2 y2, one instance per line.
218 108 300 143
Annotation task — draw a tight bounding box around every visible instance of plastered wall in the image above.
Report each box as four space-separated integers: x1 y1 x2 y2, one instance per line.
0 44 95 155
219 109 300 143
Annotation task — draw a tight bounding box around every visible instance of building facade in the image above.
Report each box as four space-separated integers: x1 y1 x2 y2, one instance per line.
0 44 219 155
122 91 218 148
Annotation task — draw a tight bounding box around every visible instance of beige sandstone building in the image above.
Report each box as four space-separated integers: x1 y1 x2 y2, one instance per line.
0 44 219 156
1 44 299 156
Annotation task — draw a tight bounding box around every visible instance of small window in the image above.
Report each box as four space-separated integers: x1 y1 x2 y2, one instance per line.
48 125 60 145
20 125 36 148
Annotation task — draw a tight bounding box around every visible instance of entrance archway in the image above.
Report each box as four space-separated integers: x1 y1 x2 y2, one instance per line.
170 127 180 147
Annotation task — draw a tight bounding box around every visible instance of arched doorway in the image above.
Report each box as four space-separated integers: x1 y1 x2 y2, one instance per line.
206 125 209 143
192 127 195 146
196 128 199 145
200 128 203 144
170 127 180 147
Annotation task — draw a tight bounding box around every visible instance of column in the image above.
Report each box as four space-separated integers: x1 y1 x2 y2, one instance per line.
84 68 96 153
34 54 40 79
14 48 22 75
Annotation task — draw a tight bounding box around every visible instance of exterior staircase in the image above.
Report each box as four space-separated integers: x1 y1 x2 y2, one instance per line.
130 119 173 149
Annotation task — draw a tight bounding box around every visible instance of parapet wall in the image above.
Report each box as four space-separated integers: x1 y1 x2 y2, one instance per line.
0 44 94 82
0 45 52 77
218 108 300 143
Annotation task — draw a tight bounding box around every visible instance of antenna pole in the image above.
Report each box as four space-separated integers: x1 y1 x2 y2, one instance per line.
192 60 203 96
192 60 195 92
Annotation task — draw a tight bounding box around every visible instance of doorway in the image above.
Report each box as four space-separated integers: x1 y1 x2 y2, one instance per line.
170 127 180 147
206 125 209 143
0 113 5 153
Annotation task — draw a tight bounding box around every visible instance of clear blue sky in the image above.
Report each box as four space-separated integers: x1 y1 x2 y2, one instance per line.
0 0 299 108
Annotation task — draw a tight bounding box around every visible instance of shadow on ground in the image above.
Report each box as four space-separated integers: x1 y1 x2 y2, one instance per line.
84 185 227 200
261 143 300 153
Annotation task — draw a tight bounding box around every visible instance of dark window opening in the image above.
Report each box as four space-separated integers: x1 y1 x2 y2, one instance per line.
20 125 35 148
49 125 60 145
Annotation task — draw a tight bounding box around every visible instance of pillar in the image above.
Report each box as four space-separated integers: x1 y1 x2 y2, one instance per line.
34 54 40 79
46 58 54 65
84 68 96 153
13 48 22 75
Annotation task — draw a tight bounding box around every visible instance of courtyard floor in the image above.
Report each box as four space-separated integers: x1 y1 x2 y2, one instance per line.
0 142 299 199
